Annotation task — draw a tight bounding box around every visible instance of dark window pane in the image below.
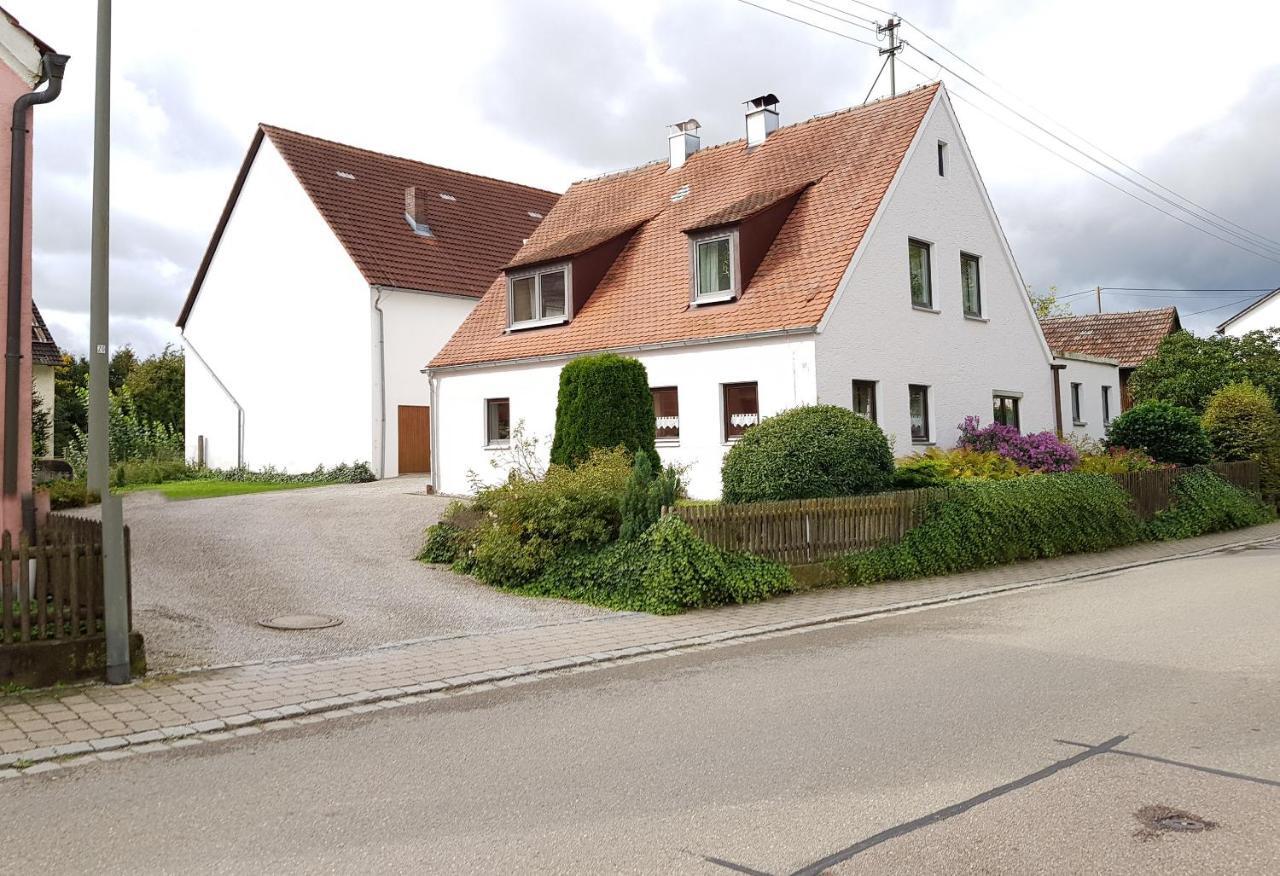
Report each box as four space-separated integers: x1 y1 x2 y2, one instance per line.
993 395 1020 431
909 240 931 307
723 382 759 440
486 398 510 445
909 384 929 442
962 254 981 316
511 276 535 323
540 270 566 318
1102 386 1112 424
652 387 680 440
852 380 876 423
1070 383 1082 423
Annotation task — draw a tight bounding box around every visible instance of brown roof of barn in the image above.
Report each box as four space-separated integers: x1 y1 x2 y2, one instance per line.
1038 307 1182 368
177 125 559 327
31 302 60 366
431 83 942 369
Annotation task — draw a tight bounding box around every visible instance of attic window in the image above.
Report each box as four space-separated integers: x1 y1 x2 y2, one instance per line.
507 262 570 329
528 211 544 219
690 229 738 304
405 213 432 237
335 170 355 180
439 192 457 201
937 141 948 177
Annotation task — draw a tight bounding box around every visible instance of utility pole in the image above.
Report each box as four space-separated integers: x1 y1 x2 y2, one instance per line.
1095 286 1103 314
88 0 129 684
878 17 902 97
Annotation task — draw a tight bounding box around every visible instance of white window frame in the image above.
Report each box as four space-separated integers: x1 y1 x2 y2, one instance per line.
908 238 934 310
1101 385 1113 426
690 228 740 304
484 397 511 448
652 386 681 445
506 262 571 330
1070 382 1085 426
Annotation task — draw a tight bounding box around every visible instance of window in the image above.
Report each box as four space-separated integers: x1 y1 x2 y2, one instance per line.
909 384 930 443
961 253 982 317
652 387 680 441
722 382 759 441
993 394 1020 430
852 380 877 423
1070 382 1084 425
937 141 948 177
485 398 510 447
692 231 737 302
1102 385 1112 426
909 239 932 308
507 264 569 328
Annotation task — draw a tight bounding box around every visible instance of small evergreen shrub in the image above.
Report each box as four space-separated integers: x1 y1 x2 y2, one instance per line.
1105 401 1211 465
955 417 1077 472
550 354 658 469
721 405 893 503
619 453 684 541
837 474 1141 585
1146 469 1271 540
893 447 1029 487
524 516 793 614
112 459 194 487
44 479 101 510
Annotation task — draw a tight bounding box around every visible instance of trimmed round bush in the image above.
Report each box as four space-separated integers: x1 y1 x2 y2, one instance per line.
721 405 893 503
550 353 658 469
1105 400 1211 465
1202 381 1280 462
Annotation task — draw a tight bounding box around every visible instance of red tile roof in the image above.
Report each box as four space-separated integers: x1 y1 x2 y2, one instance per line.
31 303 59 366
178 126 558 327
1038 307 1182 368
431 84 941 369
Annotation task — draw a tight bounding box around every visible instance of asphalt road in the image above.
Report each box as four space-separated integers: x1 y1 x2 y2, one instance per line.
86 478 603 669
9 542 1280 874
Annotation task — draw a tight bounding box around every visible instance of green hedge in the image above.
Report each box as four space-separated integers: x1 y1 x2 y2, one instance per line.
550 354 658 469
519 516 793 614
1146 469 1271 540
837 474 1142 585
722 405 893 503
1106 401 1211 465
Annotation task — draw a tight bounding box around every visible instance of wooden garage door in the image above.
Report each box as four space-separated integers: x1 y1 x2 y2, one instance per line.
398 405 430 474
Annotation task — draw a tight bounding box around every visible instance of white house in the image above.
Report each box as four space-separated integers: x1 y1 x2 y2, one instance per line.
428 84 1073 498
1052 353 1119 443
178 125 557 477
1217 287 1280 337
30 302 58 455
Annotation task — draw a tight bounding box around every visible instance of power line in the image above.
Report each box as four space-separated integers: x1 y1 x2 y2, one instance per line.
1184 294 1267 318
1102 286 1277 293
792 0 878 30
735 0 880 49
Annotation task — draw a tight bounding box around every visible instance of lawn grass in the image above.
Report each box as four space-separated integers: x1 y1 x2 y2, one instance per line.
118 480 322 501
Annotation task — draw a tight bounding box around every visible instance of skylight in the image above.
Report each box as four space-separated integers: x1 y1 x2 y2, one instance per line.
439 192 457 202
335 170 355 180
528 211 544 219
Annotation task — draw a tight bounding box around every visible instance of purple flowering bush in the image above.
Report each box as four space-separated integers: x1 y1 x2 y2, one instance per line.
955 416 1078 473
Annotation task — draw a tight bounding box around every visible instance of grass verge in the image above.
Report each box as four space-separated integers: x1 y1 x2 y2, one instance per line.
118 480 322 501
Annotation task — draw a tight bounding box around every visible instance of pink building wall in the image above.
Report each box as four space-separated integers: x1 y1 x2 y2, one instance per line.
0 60 36 535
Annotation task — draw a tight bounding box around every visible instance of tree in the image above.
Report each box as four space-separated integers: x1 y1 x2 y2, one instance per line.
1128 329 1280 413
550 353 658 469
109 344 138 392
31 381 50 458
1026 284 1069 320
53 353 89 456
123 344 184 434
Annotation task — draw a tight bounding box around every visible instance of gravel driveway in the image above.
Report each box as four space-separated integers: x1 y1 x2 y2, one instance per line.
85 478 606 670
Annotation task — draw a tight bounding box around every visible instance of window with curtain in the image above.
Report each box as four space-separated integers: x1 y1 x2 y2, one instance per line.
652 387 680 441
852 380 877 423
722 382 759 441
909 384 930 443
485 398 510 446
909 239 932 308
992 394 1020 430
961 253 982 317
694 233 735 301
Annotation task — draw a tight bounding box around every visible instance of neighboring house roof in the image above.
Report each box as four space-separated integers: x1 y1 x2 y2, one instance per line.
1216 287 1280 334
1038 307 1182 369
30 302 60 366
431 83 941 369
177 125 559 327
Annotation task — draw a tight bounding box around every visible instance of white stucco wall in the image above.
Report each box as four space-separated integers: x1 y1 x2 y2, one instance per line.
1221 293 1279 337
183 137 373 472
433 336 817 499
815 91 1055 456
1056 355 1120 444
33 362 53 456
372 288 476 477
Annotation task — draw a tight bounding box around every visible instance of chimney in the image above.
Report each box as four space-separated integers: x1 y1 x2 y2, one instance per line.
404 186 432 237
744 93 779 148
668 118 700 170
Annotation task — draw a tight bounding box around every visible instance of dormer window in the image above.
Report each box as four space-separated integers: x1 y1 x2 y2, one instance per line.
507 263 570 329
691 229 739 304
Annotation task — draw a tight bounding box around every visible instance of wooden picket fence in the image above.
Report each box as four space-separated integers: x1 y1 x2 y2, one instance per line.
665 461 1263 565
0 514 132 646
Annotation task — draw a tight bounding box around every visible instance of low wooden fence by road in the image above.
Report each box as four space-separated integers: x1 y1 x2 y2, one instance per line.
0 514 132 646
665 461 1263 565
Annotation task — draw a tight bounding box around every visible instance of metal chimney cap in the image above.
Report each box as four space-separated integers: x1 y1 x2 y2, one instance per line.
745 94 779 110
669 118 701 134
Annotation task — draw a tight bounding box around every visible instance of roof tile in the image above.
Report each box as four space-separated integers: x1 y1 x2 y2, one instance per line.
1039 307 1181 368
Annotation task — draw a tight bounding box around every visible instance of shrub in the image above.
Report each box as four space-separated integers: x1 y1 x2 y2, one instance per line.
1202 382 1280 461
893 447 1029 488
64 386 183 479
524 516 793 614
112 459 194 487
550 354 657 469
43 479 101 510
721 405 894 503
837 474 1142 585
1128 328 1280 414
619 453 684 541
1075 447 1168 474
1105 401 1211 465
955 417 1077 472
198 462 376 484
451 447 633 588
1146 469 1271 540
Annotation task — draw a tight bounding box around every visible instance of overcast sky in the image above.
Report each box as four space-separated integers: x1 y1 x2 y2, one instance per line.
18 0 1280 356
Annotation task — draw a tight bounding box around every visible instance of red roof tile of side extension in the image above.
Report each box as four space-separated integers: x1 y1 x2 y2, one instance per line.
1038 307 1182 369
431 83 942 369
177 125 559 327
30 302 60 366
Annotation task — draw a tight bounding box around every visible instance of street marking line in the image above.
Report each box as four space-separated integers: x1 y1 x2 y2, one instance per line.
1055 739 1280 788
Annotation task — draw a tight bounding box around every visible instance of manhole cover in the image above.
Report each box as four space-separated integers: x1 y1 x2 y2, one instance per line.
258 614 342 631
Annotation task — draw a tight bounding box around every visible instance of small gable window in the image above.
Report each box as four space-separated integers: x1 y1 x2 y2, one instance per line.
937 141 948 177
691 230 738 304
507 263 570 329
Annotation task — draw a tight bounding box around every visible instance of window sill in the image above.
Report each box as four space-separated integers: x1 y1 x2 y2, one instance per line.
912 440 935 447
507 315 568 332
483 443 510 451
1072 421 1087 428
912 305 941 314
964 314 989 322
656 439 681 447
693 293 737 306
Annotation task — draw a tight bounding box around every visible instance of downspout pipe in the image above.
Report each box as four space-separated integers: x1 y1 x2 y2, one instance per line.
4 53 69 499
182 332 244 469
1051 362 1066 438
373 286 388 478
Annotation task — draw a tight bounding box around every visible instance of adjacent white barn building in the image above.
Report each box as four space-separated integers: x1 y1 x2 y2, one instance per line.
428 84 1076 498
179 125 557 477
1217 287 1280 337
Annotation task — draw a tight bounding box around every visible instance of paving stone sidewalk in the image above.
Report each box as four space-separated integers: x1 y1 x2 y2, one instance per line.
3 522 1278 773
